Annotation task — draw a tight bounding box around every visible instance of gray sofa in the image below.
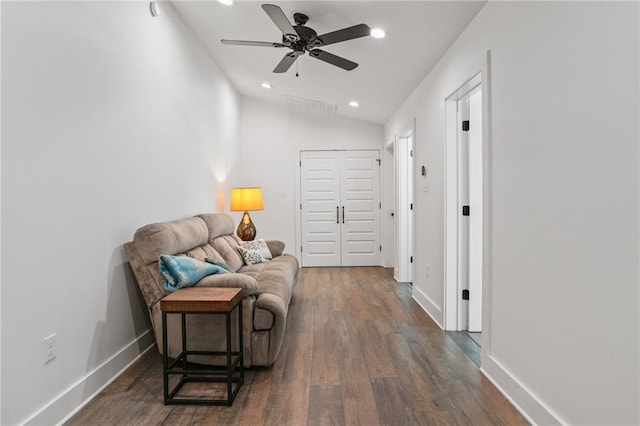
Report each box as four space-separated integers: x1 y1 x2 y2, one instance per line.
124 213 299 367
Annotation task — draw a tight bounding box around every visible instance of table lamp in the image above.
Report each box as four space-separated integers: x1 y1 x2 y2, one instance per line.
230 187 263 241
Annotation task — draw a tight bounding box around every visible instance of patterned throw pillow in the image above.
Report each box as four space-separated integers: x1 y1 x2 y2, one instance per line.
240 239 273 260
237 244 266 265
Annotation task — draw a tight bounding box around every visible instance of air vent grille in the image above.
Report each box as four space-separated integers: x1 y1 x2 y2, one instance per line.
285 95 337 115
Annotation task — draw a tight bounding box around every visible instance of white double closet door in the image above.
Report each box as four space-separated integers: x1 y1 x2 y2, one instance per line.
300 150 381 267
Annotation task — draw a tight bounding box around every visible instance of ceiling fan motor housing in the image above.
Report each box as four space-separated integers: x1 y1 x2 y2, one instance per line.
283 24 323 52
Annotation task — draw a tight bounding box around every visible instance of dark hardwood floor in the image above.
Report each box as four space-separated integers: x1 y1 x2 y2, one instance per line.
65 267 527 425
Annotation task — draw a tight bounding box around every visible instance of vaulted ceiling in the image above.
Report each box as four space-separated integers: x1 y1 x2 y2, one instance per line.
171 1 486 124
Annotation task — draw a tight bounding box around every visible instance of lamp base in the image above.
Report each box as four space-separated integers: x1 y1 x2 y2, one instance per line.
237 211 256 241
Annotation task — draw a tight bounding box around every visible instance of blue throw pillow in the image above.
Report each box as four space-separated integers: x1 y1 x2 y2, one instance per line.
159 255 228 292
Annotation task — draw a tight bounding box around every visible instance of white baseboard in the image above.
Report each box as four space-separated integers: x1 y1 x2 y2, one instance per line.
481 354 564 425
24 330 156 426
410 286 562 425
411 285 444 329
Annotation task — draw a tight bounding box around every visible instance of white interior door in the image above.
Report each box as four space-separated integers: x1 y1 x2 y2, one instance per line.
457 86 483 332
458 102 470 331
394 134 414 283
341 151 381 266
300 151 341 267
300 150 381 267
406 135 415 283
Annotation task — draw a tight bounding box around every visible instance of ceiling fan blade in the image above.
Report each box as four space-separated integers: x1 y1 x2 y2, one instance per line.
221 39 285 48
262 4 299 39
273 52 298 73
309 49 358 71
316 24 371 47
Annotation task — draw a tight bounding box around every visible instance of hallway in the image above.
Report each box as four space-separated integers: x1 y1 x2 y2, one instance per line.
67 267 525 425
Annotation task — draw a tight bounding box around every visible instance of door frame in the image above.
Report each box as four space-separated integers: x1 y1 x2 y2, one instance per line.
443 51 493 350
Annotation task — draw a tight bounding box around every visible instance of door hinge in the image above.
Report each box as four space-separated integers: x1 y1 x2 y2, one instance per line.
462 289 470 300
300 203 302 210
301 246 303 253
462 120 470 132
299 160 302 166
410 256 413 263
379 245 382 252
462 205 470 216
410 150 414 157
376 158 381 166
379 202 382 209
410 203 413 210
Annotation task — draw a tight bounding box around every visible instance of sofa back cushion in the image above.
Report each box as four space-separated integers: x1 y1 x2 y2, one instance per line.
211 235 244 272
127 217 213 308
197 213 236 239
134 217 209 264
197 213 246 272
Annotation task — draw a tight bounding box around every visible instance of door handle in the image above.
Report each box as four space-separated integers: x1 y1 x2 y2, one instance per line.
342 206 345 224
336 206 340 224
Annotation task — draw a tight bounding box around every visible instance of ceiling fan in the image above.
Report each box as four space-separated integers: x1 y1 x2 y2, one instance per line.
221 4 371 73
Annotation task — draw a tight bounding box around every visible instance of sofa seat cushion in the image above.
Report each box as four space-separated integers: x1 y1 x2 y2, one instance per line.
194 272 258 296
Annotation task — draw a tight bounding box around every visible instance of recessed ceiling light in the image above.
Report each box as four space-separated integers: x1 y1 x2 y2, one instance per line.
349 101 360 108
218 0 235 5
371 28 386 39
261 82 272 89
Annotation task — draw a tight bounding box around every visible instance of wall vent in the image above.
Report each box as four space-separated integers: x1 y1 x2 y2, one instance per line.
285 95 337 115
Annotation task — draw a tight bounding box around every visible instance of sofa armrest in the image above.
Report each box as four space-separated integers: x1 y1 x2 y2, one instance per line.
194 272 258 296
265 240 285 257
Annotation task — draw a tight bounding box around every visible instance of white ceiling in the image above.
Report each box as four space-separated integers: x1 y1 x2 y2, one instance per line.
170 1 486 124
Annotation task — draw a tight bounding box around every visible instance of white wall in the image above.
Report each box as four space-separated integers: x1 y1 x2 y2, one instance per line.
239 97 383 257
385 1 639 424
1 2 242 424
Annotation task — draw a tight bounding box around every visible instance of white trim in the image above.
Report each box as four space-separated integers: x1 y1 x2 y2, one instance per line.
481 354 563 425
0 1 3 421
294 150 302 263
0 3 4 422
480 50 494 365
411 286 444 329
23 330 155 426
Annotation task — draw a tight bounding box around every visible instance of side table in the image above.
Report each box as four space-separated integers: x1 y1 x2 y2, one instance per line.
160 287 244 405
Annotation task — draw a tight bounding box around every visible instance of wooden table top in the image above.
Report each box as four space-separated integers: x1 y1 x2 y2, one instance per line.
160 287 243 313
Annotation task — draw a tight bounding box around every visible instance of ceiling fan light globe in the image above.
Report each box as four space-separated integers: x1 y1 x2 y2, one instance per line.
371 28 386 38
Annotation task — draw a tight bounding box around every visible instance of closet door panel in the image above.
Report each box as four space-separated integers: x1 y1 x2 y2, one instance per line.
300 151 341 266
340 150 381 267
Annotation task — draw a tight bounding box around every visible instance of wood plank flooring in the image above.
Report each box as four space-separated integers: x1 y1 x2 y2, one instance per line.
65 267 527 425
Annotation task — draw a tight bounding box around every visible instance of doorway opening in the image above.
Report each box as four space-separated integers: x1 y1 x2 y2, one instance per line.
444 73 483 351
394 130 415 284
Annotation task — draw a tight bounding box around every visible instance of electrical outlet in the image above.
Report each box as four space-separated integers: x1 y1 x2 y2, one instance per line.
43 334 57 364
